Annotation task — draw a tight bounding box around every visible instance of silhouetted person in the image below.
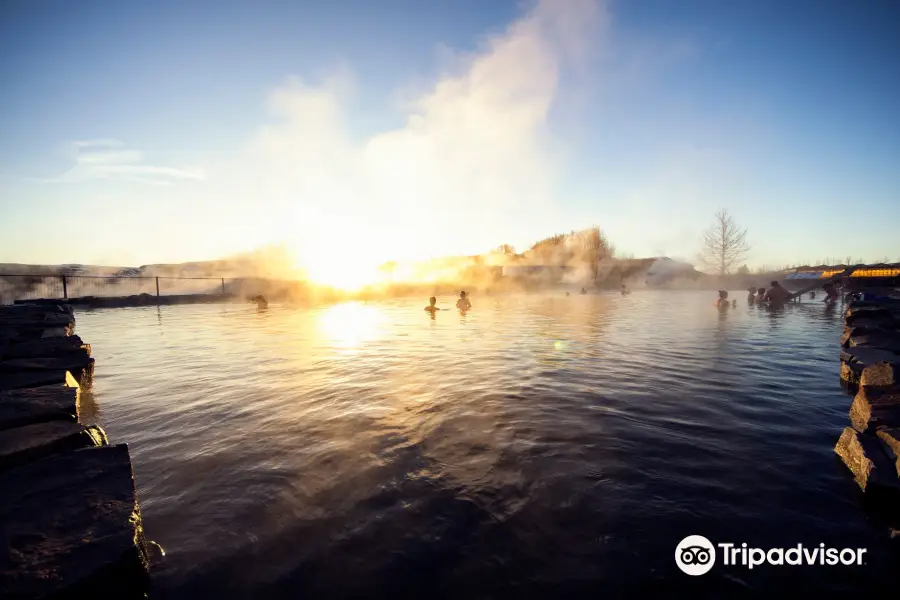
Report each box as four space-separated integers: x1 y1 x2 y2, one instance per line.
580 287 587 295
456 291 471 311
747 287 757 303
249 294 268 309
764 281 791 305
732 299 737 308
716 290 729 308
425 296 442 317
822 283 839 305
756 287 766 302
621 284 630 296
809 291 816 299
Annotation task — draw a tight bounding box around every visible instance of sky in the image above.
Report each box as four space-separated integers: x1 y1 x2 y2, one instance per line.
1 0 899 278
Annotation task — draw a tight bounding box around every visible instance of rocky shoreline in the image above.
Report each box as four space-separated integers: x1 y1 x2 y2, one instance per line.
835 298 900 517
0 303 150 599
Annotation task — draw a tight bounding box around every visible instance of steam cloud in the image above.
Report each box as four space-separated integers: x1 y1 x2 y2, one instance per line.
224 0 607 280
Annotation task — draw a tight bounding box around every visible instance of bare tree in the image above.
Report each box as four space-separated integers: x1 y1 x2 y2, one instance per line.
698 209 750 275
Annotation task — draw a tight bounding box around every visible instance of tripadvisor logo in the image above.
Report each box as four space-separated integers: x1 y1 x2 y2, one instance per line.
675 535 716 576
675 536 867 575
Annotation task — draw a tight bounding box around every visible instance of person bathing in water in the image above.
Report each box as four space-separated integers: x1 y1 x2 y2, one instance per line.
747 287 757 303
715 290 729 308
456 291 472 311
822 282 839 305
764 280 792 305
756 287 766 303
424 297 443 315
249 294 268 309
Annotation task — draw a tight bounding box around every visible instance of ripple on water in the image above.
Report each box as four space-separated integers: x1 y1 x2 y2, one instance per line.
75 292 899 599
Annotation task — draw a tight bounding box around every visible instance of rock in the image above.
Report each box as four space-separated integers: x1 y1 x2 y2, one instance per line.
841 361 861 386
0 353 95 385
0 370 79 392
834 427 900 503
846 334 900 354
40 327 72 339
1 335 87 360
0 386 78 431
839 325 894 347
0 313 74 328
840 347 900 383
0 445 150 599
0 422 107 471
845 306 896 326
877 427 900 477
860 362 900 388
849 386 900 432
0 352 93 373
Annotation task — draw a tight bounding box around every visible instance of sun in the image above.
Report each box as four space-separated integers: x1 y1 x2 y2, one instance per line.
290 241 384 292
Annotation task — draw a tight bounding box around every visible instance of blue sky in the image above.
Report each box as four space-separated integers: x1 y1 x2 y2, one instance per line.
1 0 898 273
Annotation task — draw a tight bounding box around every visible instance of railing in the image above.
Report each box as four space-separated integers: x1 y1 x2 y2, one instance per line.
0 274 230 305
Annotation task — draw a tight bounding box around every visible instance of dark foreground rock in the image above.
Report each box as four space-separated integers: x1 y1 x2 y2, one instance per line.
1 335 88 361
0 422 107 471
840 347 900 385
860 362 900 388
845 305 897 326
0 445 150 600
0 370 79 392
834 427 900 504
0 386 78 431
0 353 95 387
877 428 900 477
840 325 900 348
849 385 900 433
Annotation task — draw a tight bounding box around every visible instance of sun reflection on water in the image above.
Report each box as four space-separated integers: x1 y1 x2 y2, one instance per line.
317 302 384 351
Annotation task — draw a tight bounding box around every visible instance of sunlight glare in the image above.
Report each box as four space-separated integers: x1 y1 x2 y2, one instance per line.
317 302 383 349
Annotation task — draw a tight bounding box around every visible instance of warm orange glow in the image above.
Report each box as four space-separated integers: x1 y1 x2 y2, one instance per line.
850 268 900 278
317 302 383 349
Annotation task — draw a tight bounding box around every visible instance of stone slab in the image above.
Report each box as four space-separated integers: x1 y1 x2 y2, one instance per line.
834 427 900 503
877 427 900 477
846 334 900 354
860 362 900 388
0 370 79 392
0 422 107 471
845 306 897 326
0 352 93 374
0 386 78 431
840 347 900 383
0 445 150 599
840 325 900 347
1 337 89 361
849 386 900 432
40 327 72 339
0 313 74 328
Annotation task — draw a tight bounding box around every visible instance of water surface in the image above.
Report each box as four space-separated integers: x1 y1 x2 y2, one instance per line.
76 291 898 599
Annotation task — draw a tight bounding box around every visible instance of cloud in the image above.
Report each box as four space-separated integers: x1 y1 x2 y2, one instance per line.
225 0 607 274
41 139 205 185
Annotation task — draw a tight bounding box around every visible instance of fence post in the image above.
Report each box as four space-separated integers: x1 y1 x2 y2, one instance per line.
221 278 225 295
61 275 68 299
155 277 160 298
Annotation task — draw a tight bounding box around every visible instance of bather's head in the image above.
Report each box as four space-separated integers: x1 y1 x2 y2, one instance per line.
770 280 781 288
460 291 466 299
718 290 728 299
429 296 436 306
